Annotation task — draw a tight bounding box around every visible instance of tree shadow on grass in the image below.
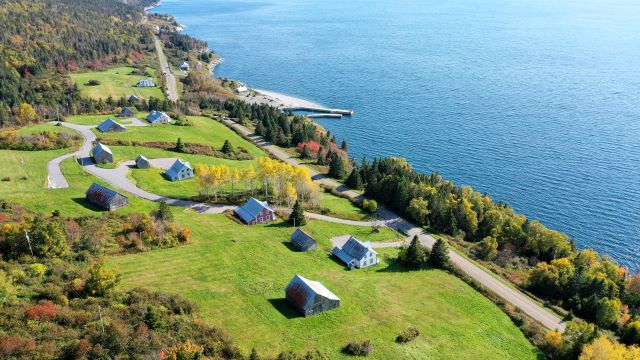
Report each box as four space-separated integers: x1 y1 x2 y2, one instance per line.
375 256 435 273
72 197 106 212
264 221 292 229
268 298 303 319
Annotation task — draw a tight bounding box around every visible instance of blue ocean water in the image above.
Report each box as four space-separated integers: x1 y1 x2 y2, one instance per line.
152 0 640 270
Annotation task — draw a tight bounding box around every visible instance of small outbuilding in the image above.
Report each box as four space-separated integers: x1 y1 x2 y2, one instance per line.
165 159 193 181
234 197 275 225
135 155 150 169
290 228 317 251
285 275 340 317
137 78 155 87
179 61 190 71
119 107 135 118
236 85 248 93
128 95 140 104
92 143 113 164
146 110 171 124
96 118 126 133
332 236 378 270
86 183 128 211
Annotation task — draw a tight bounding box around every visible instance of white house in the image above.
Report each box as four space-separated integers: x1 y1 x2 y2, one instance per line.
165 159 194 181
236 85 248 93
179 61 190 71
146 110 171 124
332 236 378 269
137 78 155 87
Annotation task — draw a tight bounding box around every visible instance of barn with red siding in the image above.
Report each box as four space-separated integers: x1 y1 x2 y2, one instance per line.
85 183 128 211
285 275 340 317
234 197 275 225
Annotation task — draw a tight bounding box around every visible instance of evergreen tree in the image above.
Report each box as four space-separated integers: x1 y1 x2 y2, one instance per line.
249 348 261 360
221 139 234 154
345 167 363 190
398 235 430 269
341 139 349 152
328 152 346 179
316 147 327 165
175 138 186 153
157 201 174 223
288 200 306 226
300 144 312 160
428 239 450 269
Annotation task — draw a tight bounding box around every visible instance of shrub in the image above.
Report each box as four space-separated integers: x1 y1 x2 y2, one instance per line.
86 79 101 86
1 177 10 181
396 327 420 343
362 199 377 214
25 300 58 321
27 263 47 277
342 340 372 356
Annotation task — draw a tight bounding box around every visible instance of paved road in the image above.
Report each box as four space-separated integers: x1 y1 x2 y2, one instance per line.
154 35 178 102
221 118 566 331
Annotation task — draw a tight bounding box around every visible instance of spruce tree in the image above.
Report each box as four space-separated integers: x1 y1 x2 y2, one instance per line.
157 201 173 223
345 167 363 190
428 239 450 269
300 144 312 159
175 137 186 153
398 235 430 269
288 200 306 226
341 139 349 152
328 152 346 179
316 147 327 165
221 139 234 154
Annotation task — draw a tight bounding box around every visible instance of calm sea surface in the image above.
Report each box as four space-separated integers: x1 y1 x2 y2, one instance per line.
152 0 640 270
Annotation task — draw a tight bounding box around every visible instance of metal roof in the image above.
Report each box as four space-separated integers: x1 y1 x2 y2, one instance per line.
120 107 134 116
285 275 339 311
86 182 126 205
146 110 170 123
165 159 192 179
93 142 112 156
334 236 376 262
97 118 125 132
291 228 316 250
235 197 273 223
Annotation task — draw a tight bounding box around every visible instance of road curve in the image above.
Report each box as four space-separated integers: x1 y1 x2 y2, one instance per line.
221 117 566 331
154 35 178 102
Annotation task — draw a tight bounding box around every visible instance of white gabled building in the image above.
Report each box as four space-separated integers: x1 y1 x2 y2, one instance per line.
137 78 155 87
332 236 378 269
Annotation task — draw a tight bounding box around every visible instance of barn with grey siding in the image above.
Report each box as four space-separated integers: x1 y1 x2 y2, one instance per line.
97 118 126 133
136 155 150 169
92 143 113 164
86 183 128 211
119 107 135 117
285 275 340 317
290 228 317 251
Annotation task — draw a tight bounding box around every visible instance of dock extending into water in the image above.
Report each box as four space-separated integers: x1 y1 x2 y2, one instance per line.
306 113 343 119
281 106 354 116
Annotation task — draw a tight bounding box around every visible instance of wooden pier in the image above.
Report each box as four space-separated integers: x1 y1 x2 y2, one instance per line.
280 106 354 116
306 113 343 119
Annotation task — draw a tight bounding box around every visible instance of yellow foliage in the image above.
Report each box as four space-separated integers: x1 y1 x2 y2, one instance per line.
579 336 640 360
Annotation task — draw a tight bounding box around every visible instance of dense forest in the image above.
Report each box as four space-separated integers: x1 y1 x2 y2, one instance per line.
0 0 154 126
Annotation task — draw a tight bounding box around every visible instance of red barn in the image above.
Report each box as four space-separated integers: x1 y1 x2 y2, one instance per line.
234 197 275 225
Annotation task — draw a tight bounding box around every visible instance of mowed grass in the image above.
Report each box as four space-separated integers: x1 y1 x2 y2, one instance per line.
70 66 164 100
313 190 371 221
0 149 154 217
109 214 537 359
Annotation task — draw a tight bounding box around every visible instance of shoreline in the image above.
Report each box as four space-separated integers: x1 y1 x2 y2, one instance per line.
238 87 324 109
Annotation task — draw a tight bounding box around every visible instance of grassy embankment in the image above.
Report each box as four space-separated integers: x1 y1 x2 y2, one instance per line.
69 66 165 100
0 117 538 359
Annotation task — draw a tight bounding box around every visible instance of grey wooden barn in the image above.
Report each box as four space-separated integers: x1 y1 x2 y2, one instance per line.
119 107 135 117
290 228 317 251
86 183 128 211
136 155 150 169
92 143 113 164
97 118 126 133
285 275 340 317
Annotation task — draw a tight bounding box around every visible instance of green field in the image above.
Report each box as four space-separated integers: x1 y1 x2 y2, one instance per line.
70 66 165 100
313 190 371 221
0 122 537 359
109 214 537 359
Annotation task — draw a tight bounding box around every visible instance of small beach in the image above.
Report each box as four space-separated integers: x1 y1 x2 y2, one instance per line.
239 88 323 109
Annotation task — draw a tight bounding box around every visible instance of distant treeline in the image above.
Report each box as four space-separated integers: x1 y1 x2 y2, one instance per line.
0 0 153 127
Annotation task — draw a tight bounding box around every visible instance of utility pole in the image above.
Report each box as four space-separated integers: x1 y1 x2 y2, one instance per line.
24 230 34 256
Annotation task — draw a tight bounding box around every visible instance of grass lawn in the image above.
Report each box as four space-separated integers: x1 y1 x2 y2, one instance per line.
312 190 370 221
0 149 154 217
108 214 537 359
70 66 164 100
14 122 76 136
